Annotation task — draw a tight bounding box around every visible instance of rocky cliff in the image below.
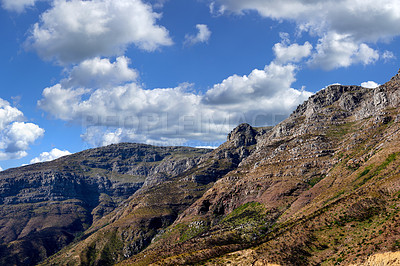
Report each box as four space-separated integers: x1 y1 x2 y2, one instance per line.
40 122 262 265
4 70 400 265
117 69 400 265
0 144 211 265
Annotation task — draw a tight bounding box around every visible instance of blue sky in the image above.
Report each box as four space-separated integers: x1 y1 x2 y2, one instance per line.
0 0 399 170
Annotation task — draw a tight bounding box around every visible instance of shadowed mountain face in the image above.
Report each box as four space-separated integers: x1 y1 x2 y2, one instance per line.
0 144 211 265
3 70 400 265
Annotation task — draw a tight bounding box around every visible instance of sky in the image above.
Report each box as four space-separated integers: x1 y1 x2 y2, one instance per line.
0 0 400 170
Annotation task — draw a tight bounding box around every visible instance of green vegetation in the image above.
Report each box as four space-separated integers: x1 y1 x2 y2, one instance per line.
326 122 356 139
177 221 209 242
81 243 97 266
354 165 374 188
358 166 372 178
222 201 266 227
99 231 124 265
376 153 398 174
355 152 398 188
80 231 124 265
326 190 346 204
308 174 326 187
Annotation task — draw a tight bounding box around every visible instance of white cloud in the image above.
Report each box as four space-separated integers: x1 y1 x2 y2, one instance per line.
195 146 217 149
81 127 187 147
355 44 380 65
38 85 90 121
0 99 44 160
212 0 400 41
1 0 39 12
64 56 138 88
209 2 226 16
184 24 212 46
30 148 71 164
203 62 299 105
26 0 173 64
382 51 396 61
211 0 400 69
273 41 312 64
0 122 45 160
309 33 379 70
39 57 312 146
0 98 24 130
0 166 2 171
150 0 169 9
361 81 380 89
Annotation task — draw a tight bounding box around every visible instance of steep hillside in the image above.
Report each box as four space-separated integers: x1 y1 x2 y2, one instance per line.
114 69 400 265
4 69 400 266
0 144 211 265
41 123 263 265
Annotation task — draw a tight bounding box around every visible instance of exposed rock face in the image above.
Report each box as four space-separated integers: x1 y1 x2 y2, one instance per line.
0 143 211 266
114 69 400 266
5 70 400 266
41 121 262 266
227 123 258 147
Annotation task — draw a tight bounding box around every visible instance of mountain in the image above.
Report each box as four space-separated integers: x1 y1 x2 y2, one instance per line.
3 69 400 265
0 144 211 265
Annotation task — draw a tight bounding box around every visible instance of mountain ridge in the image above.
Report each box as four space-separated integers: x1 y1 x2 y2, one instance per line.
2 69 400 265
0 143 212 265
117 69 400 265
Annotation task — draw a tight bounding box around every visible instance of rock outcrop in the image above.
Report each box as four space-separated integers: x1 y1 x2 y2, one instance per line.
0 144 211 265
4 69 400 266
227 123 258 147
116 69 400 265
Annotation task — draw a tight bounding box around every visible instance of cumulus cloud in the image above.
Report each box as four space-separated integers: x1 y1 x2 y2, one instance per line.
64 56 138 88
211 0 400 41
0 122 45 160
0 166 2 171
211 0 399 69
361 81 380 89
0 98 24 129
309 33 379 70
0 99 44 160
39 85 89 121
203 62 299 105
30 148 71 164
39 55 312 146
1 0 39 12
184 24 212 46
26 0 173 64
81 127 187 147
273 37 312 64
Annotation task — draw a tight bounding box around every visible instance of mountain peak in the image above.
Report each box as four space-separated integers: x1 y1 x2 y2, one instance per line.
227 123 257 147
3 68 400 266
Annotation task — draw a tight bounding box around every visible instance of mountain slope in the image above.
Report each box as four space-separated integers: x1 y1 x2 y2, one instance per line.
3 70 400 265
0 144 211 265
117 70 400 265
41 123 262 265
